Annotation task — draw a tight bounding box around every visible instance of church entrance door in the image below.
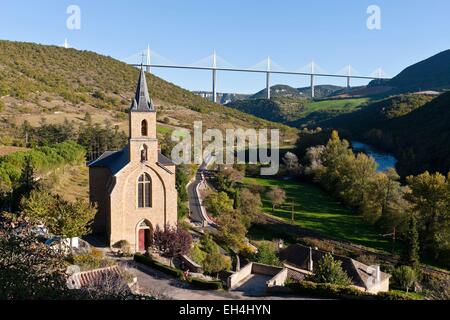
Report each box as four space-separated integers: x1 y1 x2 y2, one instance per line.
138 229 145 251
137 220 153 252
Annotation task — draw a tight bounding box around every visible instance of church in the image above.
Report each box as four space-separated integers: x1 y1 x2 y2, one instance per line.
88 67 177 252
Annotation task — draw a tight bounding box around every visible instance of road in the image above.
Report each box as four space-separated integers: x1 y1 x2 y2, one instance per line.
187 155 216 227
128 261 315 300
187 170 206 225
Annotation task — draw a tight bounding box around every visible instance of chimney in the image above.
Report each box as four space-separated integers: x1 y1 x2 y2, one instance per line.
308 247 314 272
375 265 381 282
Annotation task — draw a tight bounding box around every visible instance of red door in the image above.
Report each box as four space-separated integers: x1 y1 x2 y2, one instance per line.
138 229 145 251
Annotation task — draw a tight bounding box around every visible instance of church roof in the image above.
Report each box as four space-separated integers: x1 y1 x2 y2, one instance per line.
130 66 155 112
88 146 175 175
88 146 129 175
158 153 175 166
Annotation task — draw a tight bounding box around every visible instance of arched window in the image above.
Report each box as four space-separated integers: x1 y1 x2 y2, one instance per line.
137 173 152 208
141 120 148 136
140 144 148 162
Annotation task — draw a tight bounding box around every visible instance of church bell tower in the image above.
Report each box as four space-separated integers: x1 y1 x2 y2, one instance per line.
129 66 158 163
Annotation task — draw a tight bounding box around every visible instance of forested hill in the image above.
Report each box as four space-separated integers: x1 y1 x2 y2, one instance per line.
320 93 450 176
0 40 296 142
369 49 450 93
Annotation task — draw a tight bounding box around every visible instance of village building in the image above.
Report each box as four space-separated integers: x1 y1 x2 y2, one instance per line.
278 244 390 294
88 67 177 252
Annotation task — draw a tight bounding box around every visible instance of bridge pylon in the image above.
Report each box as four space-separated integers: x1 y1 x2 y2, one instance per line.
310 61 315 99
266 57 271 99
212 49 217 103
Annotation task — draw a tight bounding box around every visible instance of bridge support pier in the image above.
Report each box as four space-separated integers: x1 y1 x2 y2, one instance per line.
310 74 315 99
266 72 271 99
347 76 351 89
212 69 217 103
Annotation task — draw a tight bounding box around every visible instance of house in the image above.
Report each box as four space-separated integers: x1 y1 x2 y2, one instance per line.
88 67 177 252
278 244 391 294
66 265 135 292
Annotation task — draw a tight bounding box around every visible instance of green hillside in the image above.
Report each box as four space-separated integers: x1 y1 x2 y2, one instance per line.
0 40 297 144
227 96 368 127
297 85 344 99
368 49 450 94
319 93 450 175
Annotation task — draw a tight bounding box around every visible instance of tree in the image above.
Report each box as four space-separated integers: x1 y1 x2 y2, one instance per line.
200 235 231 277
239 188 262 224
21 190 96 245
12 155 39 211
202 250 231 278
311 253 352 286
394 266 417 293
80 267 134 300
216 166 244 192
153 225 193 265
282 152 302 176
255 243 281 266
203 191 233 217
175 164 190 218
0 213 70 299
266 187 286 212
215 209 247 250
406 171 450 260
404 214 420 270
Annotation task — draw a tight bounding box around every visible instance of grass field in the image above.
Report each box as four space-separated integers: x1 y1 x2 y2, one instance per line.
304 98 368 114
44 164 89 201
243 176 391 252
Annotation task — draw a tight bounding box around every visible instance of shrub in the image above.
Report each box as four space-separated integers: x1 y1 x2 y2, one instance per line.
255 242 281 266
189 243 206 265
73 248 113 271
113 240 132 257
393 266 417 292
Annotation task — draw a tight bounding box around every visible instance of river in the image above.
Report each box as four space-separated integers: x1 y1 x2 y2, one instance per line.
351 141 397 172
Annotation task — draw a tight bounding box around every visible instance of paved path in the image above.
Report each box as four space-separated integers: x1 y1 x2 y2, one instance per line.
126 261 315 300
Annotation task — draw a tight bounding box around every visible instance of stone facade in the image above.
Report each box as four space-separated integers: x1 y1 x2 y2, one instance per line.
88 67 177 252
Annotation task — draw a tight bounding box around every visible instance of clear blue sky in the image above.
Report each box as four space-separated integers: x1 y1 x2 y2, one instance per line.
1 0 449 93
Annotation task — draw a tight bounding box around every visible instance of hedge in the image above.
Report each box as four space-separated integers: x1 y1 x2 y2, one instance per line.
286 281 418 300
134 253 183 279
134 253 224 290
188 277 223 290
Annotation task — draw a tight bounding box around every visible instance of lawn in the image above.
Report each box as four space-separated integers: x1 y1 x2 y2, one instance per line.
243 176 392 252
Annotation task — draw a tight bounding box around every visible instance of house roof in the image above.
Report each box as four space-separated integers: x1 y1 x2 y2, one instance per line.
279 244 390 290
66 265 129 290
88 145 175 175
130 66 155 113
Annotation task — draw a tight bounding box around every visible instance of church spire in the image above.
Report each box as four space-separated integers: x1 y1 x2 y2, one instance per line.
130 65 155 112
